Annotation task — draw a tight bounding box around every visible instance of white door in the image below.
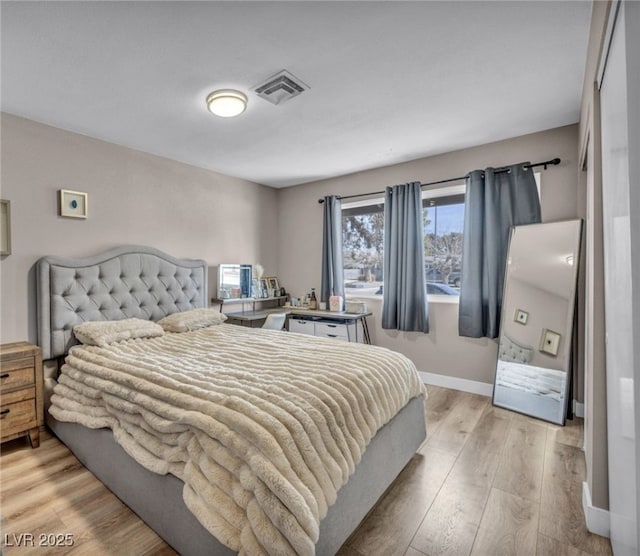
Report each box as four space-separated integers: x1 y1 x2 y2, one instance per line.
599 2 639 554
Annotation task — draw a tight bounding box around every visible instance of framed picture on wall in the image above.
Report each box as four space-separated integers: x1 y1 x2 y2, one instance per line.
514 309 529 325
540 328 561 356
59 189 88 219
1 200 11 256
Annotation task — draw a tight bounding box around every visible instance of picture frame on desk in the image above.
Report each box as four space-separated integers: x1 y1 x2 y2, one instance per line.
259 278 269 298
264 276 279 291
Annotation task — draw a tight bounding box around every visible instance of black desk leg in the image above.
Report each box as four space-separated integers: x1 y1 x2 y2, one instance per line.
362 317 372 344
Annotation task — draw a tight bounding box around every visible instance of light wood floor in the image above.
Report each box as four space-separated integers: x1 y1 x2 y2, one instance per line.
0 386 612 555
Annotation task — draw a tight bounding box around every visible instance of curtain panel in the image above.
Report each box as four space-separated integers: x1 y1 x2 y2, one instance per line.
458 163 541 338
320 195 345 302
382 182 429 333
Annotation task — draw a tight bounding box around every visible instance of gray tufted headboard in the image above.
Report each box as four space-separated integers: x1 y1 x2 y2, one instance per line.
36 245 208 360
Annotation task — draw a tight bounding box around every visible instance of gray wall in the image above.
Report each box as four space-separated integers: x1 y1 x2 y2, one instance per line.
0 113 279 345
276 125 580 386
0 115 581 390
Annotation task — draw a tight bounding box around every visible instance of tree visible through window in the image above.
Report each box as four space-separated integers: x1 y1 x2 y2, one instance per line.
423 192 464 288
342 187 465 296
342 202 384 295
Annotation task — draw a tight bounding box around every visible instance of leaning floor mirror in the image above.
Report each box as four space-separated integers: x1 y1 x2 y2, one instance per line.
493 219 582 425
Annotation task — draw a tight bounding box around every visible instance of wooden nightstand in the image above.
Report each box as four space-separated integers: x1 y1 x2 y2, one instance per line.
0 342 43 448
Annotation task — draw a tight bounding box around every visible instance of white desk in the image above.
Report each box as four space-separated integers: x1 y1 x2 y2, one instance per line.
222 307 372 344
287 308 372 344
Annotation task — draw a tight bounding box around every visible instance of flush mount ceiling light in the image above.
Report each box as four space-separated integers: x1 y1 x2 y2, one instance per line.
206 89 247 118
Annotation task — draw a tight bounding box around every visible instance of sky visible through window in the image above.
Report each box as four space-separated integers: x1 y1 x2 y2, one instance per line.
425 203 464 235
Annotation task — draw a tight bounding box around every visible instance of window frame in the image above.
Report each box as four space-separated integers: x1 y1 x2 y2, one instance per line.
341 183 466 302
340 173 541 302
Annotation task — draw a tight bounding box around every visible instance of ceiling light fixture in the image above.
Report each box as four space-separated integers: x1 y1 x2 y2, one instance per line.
206 89 247 118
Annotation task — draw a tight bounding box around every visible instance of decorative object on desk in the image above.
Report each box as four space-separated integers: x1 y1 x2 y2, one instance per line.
239 264 252 298
253 263 264 280
309 288 318 310
514 309 529 325
329 295 343 312
259 278 269 298
539 328 561 356
265 276 279 291
218 263 253 300
59 189 88 219
345 300 368 314
0 200 11 256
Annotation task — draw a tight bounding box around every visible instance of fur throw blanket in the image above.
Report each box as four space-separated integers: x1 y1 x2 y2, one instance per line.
50 323 424 555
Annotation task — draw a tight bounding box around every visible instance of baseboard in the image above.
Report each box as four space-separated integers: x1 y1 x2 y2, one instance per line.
582 481 610 538
573 400 585 418
419 371 493 397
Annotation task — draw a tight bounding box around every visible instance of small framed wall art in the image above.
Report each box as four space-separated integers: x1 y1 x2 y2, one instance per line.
0 199 11 255
540 328 561 356
514 309 529 325
59 189 88 219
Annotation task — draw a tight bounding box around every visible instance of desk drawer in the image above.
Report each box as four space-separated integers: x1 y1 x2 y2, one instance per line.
289 319 315 335
0 363 35 393
315 322 350 341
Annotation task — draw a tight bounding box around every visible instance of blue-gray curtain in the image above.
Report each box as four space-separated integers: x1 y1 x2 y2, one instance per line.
320 195 345 302
382 182 429 332
458 163 541 338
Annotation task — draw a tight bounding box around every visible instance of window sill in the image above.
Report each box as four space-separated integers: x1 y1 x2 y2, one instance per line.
345 293 460 304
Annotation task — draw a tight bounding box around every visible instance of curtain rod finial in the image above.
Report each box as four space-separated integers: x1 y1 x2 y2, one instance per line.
543 158 561 170
318 198 325 204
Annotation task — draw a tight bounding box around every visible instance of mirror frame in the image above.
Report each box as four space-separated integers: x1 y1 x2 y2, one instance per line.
217 263 253 299
492 219 583 425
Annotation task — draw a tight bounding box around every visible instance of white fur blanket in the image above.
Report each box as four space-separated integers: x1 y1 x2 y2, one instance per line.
50 324 424 555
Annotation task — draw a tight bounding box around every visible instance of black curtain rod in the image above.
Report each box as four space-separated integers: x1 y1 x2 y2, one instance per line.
317 157 561 204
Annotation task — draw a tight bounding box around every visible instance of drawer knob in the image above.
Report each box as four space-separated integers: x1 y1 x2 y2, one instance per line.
0 408 10 416
0 373 9 379
327 334 337 338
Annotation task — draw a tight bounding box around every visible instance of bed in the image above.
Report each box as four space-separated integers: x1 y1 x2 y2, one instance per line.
36 245 426 556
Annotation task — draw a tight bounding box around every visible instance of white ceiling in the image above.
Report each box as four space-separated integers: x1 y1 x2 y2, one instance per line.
1 1 592 188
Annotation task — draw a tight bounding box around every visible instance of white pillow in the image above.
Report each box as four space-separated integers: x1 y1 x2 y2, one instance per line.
158 308 227 333
73 318 164 347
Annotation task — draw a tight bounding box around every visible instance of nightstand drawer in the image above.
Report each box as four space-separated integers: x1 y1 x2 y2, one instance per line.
1 342 43 448
0 398 37 438
0 364 35 392
315 322 350 341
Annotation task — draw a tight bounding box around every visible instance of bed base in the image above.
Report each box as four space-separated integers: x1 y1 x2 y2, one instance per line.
47 395 425 556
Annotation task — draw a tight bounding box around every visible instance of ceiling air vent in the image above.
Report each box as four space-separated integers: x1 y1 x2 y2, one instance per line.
253 70 309 106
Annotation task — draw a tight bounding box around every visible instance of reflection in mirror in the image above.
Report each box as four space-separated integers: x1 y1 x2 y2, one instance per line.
493 220 582 425
217 264 252 299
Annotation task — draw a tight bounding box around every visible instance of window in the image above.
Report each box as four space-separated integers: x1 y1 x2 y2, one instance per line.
342 184 465 297
342 199 385 296
422 185 465 292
